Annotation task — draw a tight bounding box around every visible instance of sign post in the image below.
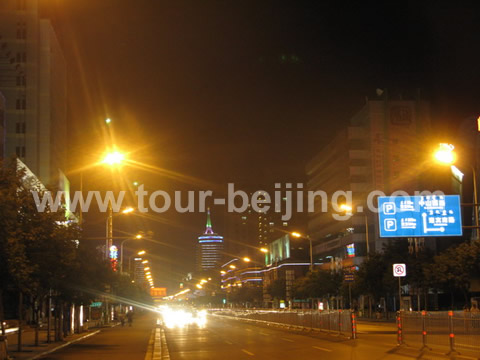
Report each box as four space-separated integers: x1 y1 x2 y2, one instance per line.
344 273 354 309
393 264 406 311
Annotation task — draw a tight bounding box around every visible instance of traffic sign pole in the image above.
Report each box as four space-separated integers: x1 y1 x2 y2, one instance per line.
398 277 402 311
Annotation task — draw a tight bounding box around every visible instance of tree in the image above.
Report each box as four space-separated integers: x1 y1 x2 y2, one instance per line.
424 241 480 307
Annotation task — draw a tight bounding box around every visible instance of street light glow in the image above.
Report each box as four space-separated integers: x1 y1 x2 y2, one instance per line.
102 151 125 165
340 204 353 213
137 250 146 256
122 207 135 214
260 247 268 253
243 257 251 262
135 234 143 239
142 260 148 264
291 232 302 238
229 264 236 269
434 143 456 165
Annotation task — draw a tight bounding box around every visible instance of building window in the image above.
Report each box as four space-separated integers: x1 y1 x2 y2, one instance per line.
16 146 25 158
16 76 26 86
16 98 26 110
16 52 26 63
16 123 26 134
16 0 27 11
16 22 26 39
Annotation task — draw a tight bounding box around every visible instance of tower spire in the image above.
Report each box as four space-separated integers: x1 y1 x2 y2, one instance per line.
204 207 214 234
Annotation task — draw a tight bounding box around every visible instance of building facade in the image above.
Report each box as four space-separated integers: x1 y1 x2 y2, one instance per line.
306 96 432 269
0 0 67 186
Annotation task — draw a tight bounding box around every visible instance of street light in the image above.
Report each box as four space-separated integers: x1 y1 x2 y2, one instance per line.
229 264 236 269
102 150 126 260
120 232 143 273
122 207 135 214
434 143 456 165
260 247 268 253
291 232 313 271
433 143 479 239
242 257 251 263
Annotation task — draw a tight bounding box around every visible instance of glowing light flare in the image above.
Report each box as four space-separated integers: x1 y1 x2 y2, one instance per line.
260 247 268 253
122 207 135 214
434 143 456 165
243 257 251 262
142 260 148 264
340 204 353 213
229 265 236 269
291 232 302 238
137 250 146 256
102 151 125 166
135 234 143 239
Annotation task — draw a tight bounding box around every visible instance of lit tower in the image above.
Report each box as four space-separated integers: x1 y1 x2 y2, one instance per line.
196 208 224 272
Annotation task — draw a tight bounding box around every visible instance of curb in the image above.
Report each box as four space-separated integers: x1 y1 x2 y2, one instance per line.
28 330 101 360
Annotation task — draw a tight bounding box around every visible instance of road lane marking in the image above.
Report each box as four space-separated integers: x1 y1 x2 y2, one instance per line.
241 349 254 356
313 346 332 352
245 328 252 332
281 337 294 342
225 340 233 345
260 332 269 336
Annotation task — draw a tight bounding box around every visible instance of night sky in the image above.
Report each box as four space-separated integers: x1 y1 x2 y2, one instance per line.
45 1 480 289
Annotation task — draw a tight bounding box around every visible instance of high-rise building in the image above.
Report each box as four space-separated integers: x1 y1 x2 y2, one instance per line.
0 0 67 186
196 209 224 272
306 96 432 269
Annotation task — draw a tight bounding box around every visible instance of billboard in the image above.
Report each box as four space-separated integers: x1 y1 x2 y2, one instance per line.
150 287 167 298
378 195 462 237
265 235 291 266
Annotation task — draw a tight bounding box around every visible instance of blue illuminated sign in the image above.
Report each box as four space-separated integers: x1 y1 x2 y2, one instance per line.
378 195 462 237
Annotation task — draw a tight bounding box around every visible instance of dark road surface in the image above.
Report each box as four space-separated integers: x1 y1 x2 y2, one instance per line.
164 315 466 360
39 313 155 360
36 312 477 360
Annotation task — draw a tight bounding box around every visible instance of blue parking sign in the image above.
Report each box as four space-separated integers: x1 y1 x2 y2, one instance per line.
378 195 462 237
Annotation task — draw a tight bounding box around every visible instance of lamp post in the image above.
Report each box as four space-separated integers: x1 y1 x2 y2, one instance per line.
102 150 126 259
291 232 313 271
433 143 479 240
120 234 143 273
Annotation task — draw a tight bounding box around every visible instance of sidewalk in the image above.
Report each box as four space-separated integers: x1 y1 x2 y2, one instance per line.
4 322 116 360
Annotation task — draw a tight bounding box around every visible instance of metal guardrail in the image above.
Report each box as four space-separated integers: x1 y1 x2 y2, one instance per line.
211 309 356 339
397 310 480 354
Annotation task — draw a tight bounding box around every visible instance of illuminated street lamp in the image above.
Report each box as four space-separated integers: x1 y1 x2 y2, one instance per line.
434 143 456 165
102 151 125 166
291 232 313 271
243 257 251 263
433 143 479 239
142 260 149 264
196 284 203 289
260 247 268 253
220 270 226 275
229 264 236 269
122 207 135 214
135 234 143 239
137 250 146 256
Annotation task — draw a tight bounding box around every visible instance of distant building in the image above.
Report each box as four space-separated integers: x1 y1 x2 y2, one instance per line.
306 96 432 269
0 0 67 186
196 209 224 272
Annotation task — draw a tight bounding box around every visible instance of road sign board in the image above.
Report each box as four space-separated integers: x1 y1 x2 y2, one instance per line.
378 195 462 237
393 263 406 277
344 274 354 282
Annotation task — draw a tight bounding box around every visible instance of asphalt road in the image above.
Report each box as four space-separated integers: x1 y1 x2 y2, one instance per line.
164 315 475 360
38 312 155 360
